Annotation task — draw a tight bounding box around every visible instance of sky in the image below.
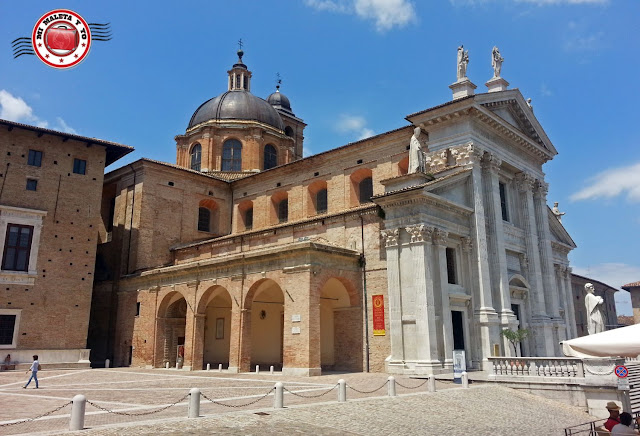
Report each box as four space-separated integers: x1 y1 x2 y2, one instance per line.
1 1 639 315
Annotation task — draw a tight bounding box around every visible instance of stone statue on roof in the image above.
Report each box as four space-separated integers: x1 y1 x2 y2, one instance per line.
584 283 605 335
457 45 469 81
491 46 504 78
408 127 425 174
552 201 565 223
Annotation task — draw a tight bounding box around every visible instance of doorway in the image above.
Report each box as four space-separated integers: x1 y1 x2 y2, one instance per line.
452 310 465 350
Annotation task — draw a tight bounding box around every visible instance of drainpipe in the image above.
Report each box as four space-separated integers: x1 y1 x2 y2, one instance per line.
360 214 370 373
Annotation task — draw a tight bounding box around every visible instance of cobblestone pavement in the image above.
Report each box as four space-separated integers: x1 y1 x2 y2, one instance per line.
0 368 595 435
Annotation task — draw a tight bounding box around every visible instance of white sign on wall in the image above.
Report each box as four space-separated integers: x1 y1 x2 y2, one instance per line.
292 314 301 322
291 327 301 335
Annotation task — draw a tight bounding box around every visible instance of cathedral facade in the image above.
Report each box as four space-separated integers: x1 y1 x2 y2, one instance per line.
90 50 577 375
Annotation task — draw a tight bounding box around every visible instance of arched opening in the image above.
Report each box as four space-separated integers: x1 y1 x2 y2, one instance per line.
263 144 278 170
350 168 373 207
307 180 328 216
157 292 187 368
271 191 288 224
320 278 362 372
198 199 218 234
222 139 242 171
509 274 530 357
190 143 202 171
245 279 285 370
199 286 232 369
284 126 294 137
398 156 409 175
237 200 254 231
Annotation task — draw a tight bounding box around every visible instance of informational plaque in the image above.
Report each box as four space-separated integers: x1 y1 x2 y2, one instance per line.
372 295 385 336
453 350 466 384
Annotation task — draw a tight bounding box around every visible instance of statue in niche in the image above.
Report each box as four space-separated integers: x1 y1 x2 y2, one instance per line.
491 46 504 78
584 283 605 335
408 127 425 174
457 45 469 81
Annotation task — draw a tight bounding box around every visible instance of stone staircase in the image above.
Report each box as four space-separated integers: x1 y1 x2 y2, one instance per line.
628 360 640 415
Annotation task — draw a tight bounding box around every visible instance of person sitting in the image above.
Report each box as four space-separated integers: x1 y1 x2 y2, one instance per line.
605 402 622 432
611 412 639 435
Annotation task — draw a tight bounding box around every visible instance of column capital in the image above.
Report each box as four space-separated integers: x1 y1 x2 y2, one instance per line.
432 228 449 246
481 152 502 173
534 180 549 198
380 228 400 247
460 236 473 252
554 264 567 274
454 142 484 166
404 224 434 243
515 172 535 193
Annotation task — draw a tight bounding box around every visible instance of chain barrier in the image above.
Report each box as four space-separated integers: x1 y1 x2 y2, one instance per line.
283 384 338 398
0 401 71 428
346 380 389 394
200 388 274 408
86 393 190 416
395 379 428 389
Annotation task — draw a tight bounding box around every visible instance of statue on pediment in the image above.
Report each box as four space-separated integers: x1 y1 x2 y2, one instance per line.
408 127 425 174
457 45 469 81
491 46 504 78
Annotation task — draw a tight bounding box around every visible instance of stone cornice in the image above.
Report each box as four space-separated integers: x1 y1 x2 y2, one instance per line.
374 189 474 217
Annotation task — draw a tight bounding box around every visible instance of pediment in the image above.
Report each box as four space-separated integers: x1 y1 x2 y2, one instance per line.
426 171 471 208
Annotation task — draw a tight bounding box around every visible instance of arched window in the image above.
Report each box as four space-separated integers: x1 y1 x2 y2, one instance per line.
264 144 277 170
359 177 373 204
278 199 288 223
198 207 211 232
316 189 328 214
285 126 294 137
245 208 253 230
190 144 202 171
222 139 242 171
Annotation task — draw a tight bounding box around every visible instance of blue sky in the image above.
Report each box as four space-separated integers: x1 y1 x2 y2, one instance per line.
1 1 638 315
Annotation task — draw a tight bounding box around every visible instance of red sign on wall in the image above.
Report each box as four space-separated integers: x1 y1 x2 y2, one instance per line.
372 295 385 336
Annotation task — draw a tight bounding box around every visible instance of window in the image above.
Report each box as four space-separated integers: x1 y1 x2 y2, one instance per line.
222 139 242 171
245 208 253 230
285 126 294 137
26 179 37 191
190 144 202 171
198 207 211 232
136 302 141 317
499 182 509 221
278 199 288 223
446 247 457 285
316 189 328 214
359 177 373 204
27 150 42 167
2 224 33 272
264 144 277 170
0 312 18 347
73 158 87 175
107 198 116 232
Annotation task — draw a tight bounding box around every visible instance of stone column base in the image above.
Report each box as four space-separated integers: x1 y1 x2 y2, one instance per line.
282 367 322 377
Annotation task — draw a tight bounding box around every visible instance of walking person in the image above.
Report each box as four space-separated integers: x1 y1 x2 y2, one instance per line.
23 355 40 389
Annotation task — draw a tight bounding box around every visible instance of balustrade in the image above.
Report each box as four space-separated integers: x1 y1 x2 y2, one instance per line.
488 357 584 378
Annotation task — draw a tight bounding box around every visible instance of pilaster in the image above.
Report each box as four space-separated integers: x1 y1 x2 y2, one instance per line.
564 267 578 339
433 228 454 367
380 229 404 366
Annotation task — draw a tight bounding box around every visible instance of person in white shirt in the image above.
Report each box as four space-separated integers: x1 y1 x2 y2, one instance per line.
22 355 39 389
611 412 639 435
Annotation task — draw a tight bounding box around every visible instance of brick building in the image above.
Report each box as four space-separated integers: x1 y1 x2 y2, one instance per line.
621 281 640 325
91 49 577 375
0 119 131 367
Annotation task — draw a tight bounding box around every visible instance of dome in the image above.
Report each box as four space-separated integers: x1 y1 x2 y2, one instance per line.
267 90 293 114
188 90 285 130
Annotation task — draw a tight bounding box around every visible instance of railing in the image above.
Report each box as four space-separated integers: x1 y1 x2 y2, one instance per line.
564 412 640 435
489 357 585 378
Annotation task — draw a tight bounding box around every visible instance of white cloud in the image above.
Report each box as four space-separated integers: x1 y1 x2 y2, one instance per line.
572 263 640 316
336 114 375 140
0 89 77 134
570 162 640 203
450 0 606 5
540 83 553 97
305 0 416 31
564 31 605 52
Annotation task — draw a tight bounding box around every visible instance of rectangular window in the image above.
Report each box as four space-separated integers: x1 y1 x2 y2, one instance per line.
73 158 87 175
499 182 509 222
26 179 37 191
245 208 253 230
2 224 33 272
0 314 16 345
136 302 141 317
446 247 457 285
107 198 116 232
27 150 42 167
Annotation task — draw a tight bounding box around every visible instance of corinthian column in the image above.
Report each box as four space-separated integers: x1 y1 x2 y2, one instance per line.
380 228 404 365
534 181 561 320
564 267 578 339
433 228 454 366
481 152 514 323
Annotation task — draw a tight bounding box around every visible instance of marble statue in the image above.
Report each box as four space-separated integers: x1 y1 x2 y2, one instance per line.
491 46 503 78
584 283 605 335
457 45 469 81
408 127 424 174
552 201 565 223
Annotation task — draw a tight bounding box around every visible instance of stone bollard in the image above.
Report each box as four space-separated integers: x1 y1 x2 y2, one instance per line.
188 388 200 418
338 379 346 402
274 382 284 408
176 362 180 369
165 362 169 369
69 394 86 431
461 371 469 388
428 374 436 393
206 363 210 371
387 376 396 397
218 363 222 372
255 365 260 374
270 365 274 374
105 359 110 369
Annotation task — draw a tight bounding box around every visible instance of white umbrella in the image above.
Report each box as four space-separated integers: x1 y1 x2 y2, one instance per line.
562 323 640 358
